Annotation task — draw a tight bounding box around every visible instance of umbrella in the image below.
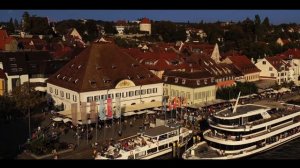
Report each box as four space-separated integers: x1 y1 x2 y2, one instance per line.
63 118 72 123
153 107 161 111
52 117 63 122
146 110 156 115
122 111 136 117
136 110 148 115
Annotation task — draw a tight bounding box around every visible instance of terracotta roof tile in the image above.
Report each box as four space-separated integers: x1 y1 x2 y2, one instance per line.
47 43 162 92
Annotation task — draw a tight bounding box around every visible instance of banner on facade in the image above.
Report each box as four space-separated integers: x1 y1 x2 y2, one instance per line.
90 101 97 123
114 97 121 118
71 103 78 125
81 102 87 124
107 98 112 119
99 99 106 120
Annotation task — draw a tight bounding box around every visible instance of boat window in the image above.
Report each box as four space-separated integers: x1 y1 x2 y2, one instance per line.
128 155 134 160
147 148 158 154
158 134 168 141
135 151 146 159
158 144 168 150
168 131 177 138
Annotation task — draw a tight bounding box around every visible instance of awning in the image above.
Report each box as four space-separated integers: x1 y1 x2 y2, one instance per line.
124 101 161 112
52 117 63 122
136 110 148 115
63 118 72 123
122 111 136 117
146 110 156 115
153 107 161 111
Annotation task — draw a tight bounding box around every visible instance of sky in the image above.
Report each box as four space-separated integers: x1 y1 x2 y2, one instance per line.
1 10 300 24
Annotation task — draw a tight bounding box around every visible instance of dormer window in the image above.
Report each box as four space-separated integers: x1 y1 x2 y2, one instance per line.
196 80 200 86
89 80 97 88
112 64 117 69
71 64 75 68
175 78 179 83
204 79 207 85
74 79 79 84
78 65 82 69
164 76 168 82
148 74 152 78
68 77 72 82
96 65 102 70
56 74 61 79
62 76 66 80
182 79 186 84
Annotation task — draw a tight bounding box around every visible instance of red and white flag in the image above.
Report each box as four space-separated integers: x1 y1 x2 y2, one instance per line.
106 98 112 118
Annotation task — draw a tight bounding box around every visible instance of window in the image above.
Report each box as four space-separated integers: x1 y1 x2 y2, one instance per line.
158 144 168 151
116 93 121 98
141 90 146 95
271 73 274 77
135 90 140 96
269 67 273 71
164 76 168 82
147 148 158 154
60 91 64 97
153 88 157 93
55 89 58 95
94 96 100 102
187 92 191 100
158 134 168 140
175 78 178 83
147 89 152 94
263 61 266 65
196 80 200 86
87 96 93 102
49 87 53 93
122 92 126 98
129 91 134 97
66 93 70 99
73 95 77 102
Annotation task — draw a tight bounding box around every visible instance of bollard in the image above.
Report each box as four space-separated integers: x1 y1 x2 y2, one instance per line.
172 142 176 158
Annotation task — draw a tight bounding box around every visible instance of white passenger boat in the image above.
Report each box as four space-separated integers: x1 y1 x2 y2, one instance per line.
96 125 192 159
183 93 300 159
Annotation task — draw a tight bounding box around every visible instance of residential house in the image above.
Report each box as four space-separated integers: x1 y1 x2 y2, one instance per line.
163 69 216 106
0 68 7 95
223 55 261 82
115 20 127 35
255 56 291 85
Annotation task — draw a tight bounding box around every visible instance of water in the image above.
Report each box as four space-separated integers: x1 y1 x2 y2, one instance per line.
156 138 300 159
250 139 300 159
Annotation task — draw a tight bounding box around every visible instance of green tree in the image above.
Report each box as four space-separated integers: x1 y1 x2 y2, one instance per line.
6 18 15 34
262 17 270 28
14 18 19 30
22 11 30 32
104 22 117 35
10 82 45 116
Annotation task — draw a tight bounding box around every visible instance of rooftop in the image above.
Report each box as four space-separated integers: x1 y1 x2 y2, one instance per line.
144 126 176 137
215 104 268 118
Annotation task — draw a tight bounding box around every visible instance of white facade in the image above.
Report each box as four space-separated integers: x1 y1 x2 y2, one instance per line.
115 25 125 35
140 23 151 35
256 58 291 85
69 28 82 40
47 81 163 116
6 74 29 93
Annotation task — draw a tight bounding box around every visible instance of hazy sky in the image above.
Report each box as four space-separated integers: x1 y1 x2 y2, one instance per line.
1 10 300 24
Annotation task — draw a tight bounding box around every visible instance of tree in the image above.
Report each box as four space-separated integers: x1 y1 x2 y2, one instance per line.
10 82 45 116
14 19 19 30
254 15 261 25
262 17 270 28
0 96 19 121
22 11 30 32
104 22 117 35
6 18 15 34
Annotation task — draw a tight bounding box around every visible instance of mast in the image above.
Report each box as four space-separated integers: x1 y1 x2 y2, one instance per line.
232 92 241 113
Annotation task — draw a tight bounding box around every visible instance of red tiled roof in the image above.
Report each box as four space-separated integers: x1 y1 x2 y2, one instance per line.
46 43 162 92
265 56 290 71
140 18 151 24
116 20 127 26
276 48 300 60
0 68 7 80
227 55 261 74
0 29 9 50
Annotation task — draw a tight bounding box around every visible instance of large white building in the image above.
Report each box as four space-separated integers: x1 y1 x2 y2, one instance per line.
46 43 163 120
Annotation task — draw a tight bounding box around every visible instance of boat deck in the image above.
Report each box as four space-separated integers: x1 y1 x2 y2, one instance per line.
215 104 268 118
